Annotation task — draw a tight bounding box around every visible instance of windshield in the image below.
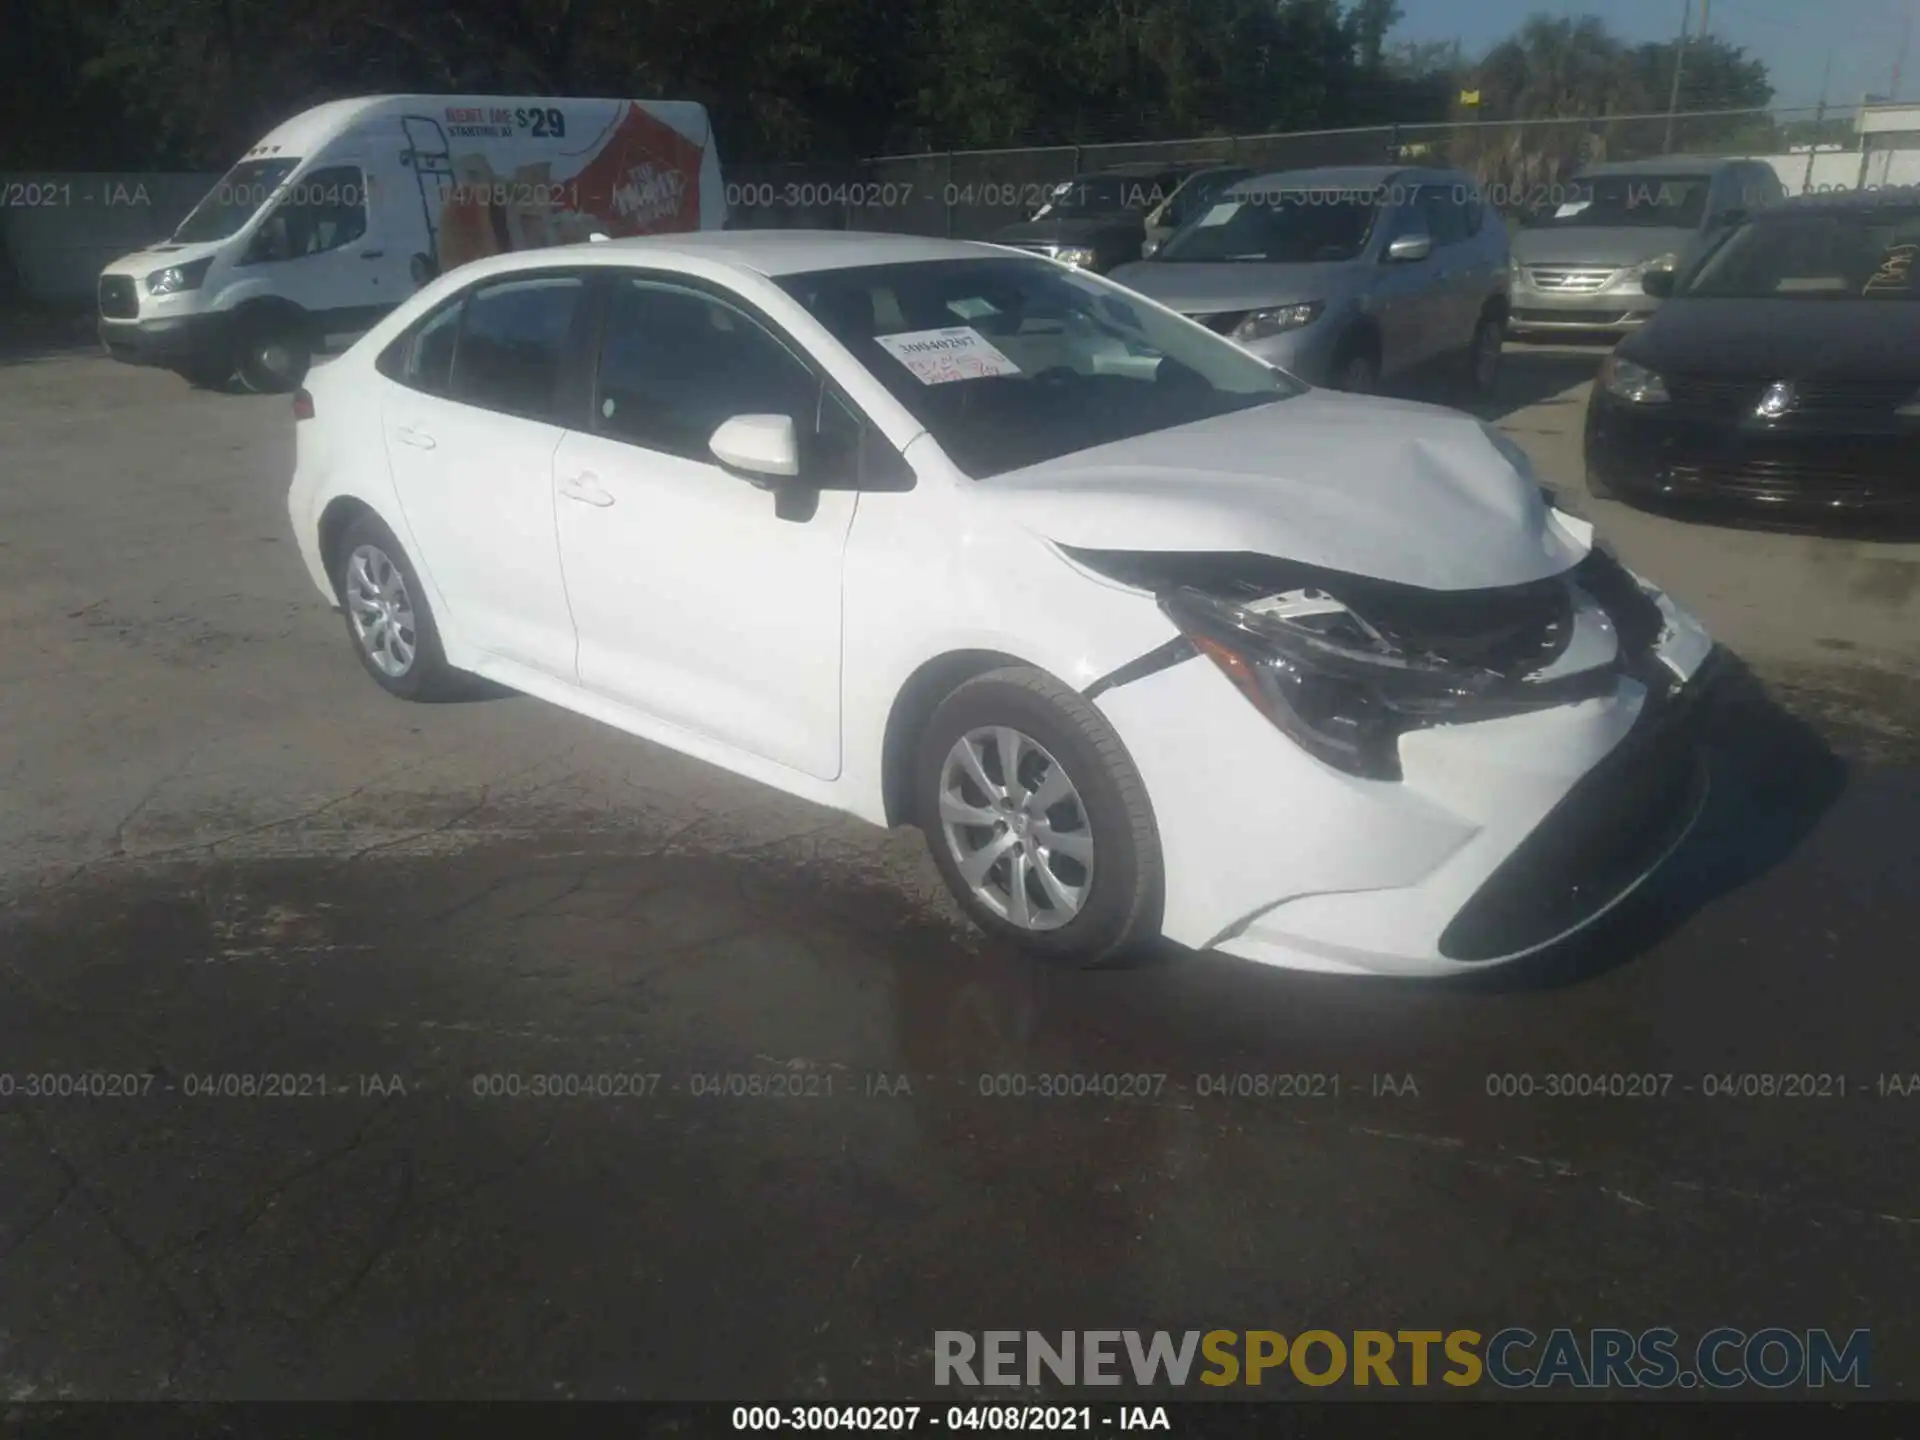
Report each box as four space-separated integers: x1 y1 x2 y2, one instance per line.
1157 188 1379 263
1531 174 1709 229
777 257 1302 478
172 158 301 243
1032 174 1180 220
1682 208 1920 300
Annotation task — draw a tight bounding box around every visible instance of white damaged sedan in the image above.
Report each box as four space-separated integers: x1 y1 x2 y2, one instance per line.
288 231 1715 975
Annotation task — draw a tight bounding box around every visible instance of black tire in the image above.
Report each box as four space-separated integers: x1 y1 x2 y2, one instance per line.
235 310 312 393
1462 309 1505 396
914 666 1164 967
332 513 463 701
175 348 234 389
1329 332 1380 394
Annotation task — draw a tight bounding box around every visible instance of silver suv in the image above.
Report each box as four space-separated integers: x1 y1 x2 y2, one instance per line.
1508 156 1786 338
1108 165 1511 393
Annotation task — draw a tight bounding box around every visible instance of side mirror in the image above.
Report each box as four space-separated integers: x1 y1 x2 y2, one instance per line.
1386 232 1432 263
1641 268 1676 299
1141 237 1162 259
710 413 800 483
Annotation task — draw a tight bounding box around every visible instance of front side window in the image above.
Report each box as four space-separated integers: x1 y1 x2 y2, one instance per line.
778 256 1301 478
1683 209 1920 300
447 275 584 419
245 165 370 263
1418 186 1469 247
173 158 300 243
1159 189 1380 264
594 279 826 462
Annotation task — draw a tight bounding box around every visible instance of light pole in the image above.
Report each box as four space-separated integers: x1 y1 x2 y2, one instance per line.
1663 0 1695 153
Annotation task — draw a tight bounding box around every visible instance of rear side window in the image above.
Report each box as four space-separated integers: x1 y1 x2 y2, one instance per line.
447 275 583 421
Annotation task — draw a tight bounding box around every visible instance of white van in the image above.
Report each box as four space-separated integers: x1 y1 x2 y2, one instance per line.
97 95 725 391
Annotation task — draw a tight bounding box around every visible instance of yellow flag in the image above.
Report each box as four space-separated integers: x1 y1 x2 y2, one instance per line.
1459 89 1481 105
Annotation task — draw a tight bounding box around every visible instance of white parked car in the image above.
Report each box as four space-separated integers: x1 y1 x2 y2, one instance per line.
288 231 1717 976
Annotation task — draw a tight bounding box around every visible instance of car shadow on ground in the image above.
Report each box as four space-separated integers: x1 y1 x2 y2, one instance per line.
1384 338 1611 427
1111 650 1847 992
1447 651 1848 992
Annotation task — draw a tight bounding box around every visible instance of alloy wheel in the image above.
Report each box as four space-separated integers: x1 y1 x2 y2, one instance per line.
344 543 417 677
938 726 1095 931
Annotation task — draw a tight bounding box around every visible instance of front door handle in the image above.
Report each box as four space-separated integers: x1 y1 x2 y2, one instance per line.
393 425 436 450
557 472 615 507
360 249 386 259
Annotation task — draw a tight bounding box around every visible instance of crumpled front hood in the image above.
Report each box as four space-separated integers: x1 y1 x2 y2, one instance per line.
973 390 1590 592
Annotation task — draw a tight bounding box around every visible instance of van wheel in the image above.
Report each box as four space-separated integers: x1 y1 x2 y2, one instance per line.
177 350 234 389
914 667 1163 968
236 313 312 393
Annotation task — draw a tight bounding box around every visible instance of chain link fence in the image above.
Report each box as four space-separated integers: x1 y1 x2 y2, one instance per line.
727 105 1878 238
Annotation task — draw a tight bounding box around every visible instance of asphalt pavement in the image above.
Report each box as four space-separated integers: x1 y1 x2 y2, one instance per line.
1 339 1917 1401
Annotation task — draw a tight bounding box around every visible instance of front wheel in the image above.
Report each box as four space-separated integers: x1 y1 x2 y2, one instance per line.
235 312 312 393
914 667 1163 967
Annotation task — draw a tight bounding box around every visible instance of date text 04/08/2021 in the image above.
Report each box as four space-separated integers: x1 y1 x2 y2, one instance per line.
731 1404 1172 1432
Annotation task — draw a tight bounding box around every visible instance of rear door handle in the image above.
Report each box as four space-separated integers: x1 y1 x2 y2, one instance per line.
393 425 436 450
557 472 615 507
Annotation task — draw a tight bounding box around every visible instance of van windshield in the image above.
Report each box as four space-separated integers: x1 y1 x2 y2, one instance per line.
1530 174 1710 229
172 159 301 243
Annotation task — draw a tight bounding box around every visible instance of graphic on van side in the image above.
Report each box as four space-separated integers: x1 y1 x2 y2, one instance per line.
402 102 708 276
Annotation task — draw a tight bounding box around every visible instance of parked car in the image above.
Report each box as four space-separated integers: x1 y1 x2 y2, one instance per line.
1585 189 1920 521
1109 165 1511 393
290 231 1715 976
1142 165 1252 257
1509 156 1785 339
97 94 725 393
989 165 1195 272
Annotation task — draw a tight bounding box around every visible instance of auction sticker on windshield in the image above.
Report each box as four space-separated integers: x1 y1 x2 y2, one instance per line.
875 327 1022 385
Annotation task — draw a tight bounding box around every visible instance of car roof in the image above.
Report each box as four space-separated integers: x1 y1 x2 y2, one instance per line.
1572 155 1748 177
1227 164 1452 192
1078 161 1203 177
433 229 1021 281
1761 185 1920 215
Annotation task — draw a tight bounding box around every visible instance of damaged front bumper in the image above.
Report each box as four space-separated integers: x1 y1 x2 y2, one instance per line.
1079 539 1717 975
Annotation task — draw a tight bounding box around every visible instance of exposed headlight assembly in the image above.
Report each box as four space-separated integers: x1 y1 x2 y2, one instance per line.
1598 354 1669 404
146 256 214 295
1160 586 1521 781
1233 302 1323 342
1621 252 1679 282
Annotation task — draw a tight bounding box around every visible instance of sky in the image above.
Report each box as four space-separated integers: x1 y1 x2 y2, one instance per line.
1396 0 1917 112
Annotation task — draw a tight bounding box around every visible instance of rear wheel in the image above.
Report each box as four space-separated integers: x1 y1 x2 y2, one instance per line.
235 311 312 393
334 514 462 700
914 667 1163 967
1463 310 1505 396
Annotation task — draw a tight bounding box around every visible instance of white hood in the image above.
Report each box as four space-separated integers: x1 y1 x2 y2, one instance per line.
974 390 1590 592
101 238 226 280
